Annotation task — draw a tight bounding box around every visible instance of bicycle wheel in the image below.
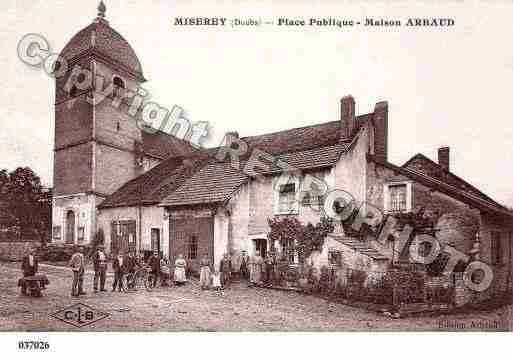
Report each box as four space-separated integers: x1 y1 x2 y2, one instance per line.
134 269 147 291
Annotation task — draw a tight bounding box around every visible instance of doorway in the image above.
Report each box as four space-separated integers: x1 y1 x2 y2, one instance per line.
65 210 75 244
253 238 267 258
151 228 161 256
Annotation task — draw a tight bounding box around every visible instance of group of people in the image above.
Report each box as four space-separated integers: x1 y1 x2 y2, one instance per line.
19 245 279 297
198 253 232 292
246 251 279 287
196 250 278 291
68 246 189 297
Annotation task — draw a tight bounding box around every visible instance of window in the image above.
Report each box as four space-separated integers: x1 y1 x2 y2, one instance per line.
491 231 502 265
328 250 342 266
77 227 85 242
187 235 198 260
278 183 296 213
52 226 61 241
69 85 78 97
281 238 295 263
384 182 412 213
301 192 324 207
113 76 125 98
389 184 407 212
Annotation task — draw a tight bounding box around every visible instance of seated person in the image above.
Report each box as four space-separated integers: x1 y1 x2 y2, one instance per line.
20 248 43 295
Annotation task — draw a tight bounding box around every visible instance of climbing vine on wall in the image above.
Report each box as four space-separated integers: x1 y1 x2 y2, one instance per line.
268 216 334 262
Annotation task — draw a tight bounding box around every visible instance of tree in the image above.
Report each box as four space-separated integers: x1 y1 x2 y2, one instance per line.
0 167 51 243
0 169 11 228
268 216 334 262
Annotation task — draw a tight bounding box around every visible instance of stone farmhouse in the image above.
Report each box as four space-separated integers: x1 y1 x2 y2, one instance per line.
51 5 513 298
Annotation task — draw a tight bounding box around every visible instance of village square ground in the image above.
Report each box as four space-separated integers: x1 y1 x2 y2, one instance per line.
0 261 511 331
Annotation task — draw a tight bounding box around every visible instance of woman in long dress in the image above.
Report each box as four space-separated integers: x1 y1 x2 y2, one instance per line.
249 251 263 286
199 255 211 290
174 254 187 285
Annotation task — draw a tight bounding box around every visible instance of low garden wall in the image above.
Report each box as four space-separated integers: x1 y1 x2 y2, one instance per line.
0 240 41 261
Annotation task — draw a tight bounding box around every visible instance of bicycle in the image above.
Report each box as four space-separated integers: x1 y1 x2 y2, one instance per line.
121 265 155 292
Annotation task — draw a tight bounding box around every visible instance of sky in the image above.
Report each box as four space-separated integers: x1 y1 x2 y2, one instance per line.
1 0 513 206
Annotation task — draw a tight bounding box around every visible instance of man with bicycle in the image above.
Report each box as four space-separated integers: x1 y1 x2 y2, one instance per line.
125 251 139 289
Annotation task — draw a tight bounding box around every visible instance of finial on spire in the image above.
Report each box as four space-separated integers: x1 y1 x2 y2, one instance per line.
97 1 106 19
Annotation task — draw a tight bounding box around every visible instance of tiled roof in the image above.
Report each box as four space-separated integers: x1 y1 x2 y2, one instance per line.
332 236 389 261
402 153 501 207
142 130 201 159
100 118 351 209
60 19 145 81
369 154 513 218
98 155 210 209
160 143 348 207
239 113 371 156
159 161 249 207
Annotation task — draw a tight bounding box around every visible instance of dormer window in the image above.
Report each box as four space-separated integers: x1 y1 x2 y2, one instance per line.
383 182 412 213
113 76 125 98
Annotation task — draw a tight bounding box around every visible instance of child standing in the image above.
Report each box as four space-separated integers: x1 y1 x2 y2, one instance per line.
212 270 222 294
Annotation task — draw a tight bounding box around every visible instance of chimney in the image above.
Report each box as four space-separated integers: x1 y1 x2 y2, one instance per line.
226 131 239 139
372 101 388 162
340 95 356 140
438 146 450 171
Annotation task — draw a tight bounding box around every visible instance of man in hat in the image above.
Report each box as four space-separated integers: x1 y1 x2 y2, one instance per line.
147 250 161 288
20 248 40 295
69 246 86 296
92 244 107 293
112 252 126 292
219 253 232 288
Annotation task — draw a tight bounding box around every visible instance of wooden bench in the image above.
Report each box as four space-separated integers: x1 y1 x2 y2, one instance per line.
18 275 50 297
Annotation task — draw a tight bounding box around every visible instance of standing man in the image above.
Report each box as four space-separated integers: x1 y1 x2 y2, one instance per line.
147 251 160 288
264 253 276 286
219 253 232 288
92 244 107 293
112 252 125 292
239 250 249 281
20 248 39 295
69 246 85 297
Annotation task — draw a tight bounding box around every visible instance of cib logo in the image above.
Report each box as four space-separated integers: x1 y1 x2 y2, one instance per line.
51 303 109 328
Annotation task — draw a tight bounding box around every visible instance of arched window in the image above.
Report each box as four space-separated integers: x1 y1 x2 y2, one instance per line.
69 85 78 97
113 76 125 98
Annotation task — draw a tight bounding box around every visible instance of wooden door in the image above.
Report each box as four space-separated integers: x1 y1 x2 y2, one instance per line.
65 210 75 244
169 216 213 274
151 228 161 255
111 220 136 255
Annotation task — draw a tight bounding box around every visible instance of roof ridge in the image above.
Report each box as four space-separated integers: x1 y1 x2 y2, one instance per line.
402 152 501 207
240 113 372 141
370 154 511 217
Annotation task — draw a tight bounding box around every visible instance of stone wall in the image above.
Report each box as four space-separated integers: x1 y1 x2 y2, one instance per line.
0 241 40 261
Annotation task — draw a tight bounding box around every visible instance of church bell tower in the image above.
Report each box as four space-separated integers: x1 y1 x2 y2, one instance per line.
52 2 146 245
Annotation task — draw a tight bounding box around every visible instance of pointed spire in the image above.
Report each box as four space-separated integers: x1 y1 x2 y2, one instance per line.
97 1 106 18
95 1 108 24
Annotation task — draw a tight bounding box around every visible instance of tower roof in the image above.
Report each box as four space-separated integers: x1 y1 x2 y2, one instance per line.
59 2 145 81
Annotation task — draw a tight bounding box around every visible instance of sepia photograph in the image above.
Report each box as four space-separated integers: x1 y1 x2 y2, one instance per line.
1 0 512 354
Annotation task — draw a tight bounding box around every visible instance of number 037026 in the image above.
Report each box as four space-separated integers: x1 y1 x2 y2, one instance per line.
18 341 50 350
